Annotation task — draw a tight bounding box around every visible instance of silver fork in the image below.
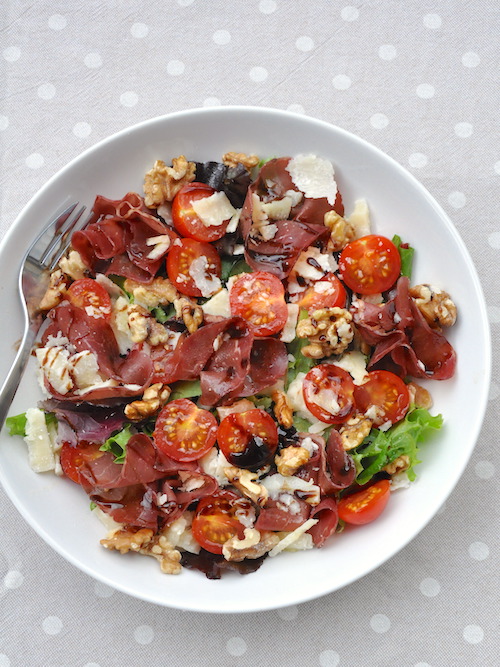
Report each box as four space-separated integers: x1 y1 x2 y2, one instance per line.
0 203 89 429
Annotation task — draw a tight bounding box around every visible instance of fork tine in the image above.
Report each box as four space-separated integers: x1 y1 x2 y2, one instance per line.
40 204 86 268
46 206 91 271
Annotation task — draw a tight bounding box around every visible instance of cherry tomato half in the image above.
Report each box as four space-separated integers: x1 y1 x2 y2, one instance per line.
297 273 347 312
338 479 391 525
303 364 355 424
66 278 112 320
60 441 105 484
172 182 231 242
217 408 279 471
338 234 401 295
192 490 251 554
153 398 218 462
354 370 410 427
166 238 221 297
229 271 288 337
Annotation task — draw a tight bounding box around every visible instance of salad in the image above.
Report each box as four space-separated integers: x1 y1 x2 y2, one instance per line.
7 151 457 579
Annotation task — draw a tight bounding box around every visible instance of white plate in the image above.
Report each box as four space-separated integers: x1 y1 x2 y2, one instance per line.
0 107 491 613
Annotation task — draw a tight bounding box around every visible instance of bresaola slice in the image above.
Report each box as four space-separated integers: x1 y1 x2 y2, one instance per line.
351 276 457 380
239 157 342 279
72 192 177 283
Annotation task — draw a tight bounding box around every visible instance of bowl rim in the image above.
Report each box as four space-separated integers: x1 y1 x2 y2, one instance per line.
0 105 492 612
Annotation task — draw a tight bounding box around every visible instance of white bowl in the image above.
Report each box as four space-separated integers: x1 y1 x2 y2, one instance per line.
0 107 491 613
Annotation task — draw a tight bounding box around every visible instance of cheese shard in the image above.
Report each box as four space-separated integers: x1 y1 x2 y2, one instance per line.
191 191 236 227
348 198 371 238
201 287 230 317
268 518 319 557
286 154 338 205
24 408 56 473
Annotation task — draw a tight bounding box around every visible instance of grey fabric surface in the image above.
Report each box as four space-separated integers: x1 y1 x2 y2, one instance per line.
1 1 498 665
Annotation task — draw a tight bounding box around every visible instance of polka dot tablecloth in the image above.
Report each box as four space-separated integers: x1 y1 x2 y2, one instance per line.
1 2 498 665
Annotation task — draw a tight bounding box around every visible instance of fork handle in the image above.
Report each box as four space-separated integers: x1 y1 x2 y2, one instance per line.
0 326 38 430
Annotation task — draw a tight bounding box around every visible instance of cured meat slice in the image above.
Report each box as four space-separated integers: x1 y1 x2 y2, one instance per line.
352 277 457 380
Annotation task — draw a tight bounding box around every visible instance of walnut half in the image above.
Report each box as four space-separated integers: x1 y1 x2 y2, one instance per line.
101 528 182 574
222 529 280 562
296 307 354 358
125 383 171 421
409 284 457 328
144 156 196 208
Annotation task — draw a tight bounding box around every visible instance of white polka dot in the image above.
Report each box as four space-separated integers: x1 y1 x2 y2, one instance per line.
94 581 114 598
416 84 435 99
84 52 102 68
177 0 195 5
370 113 389 129
419 577 440 597
378 44 397 61
447 191 466 208
488 381 500 400
259 0 277 14
3 46 21 62
463 624 484 644
287 104 305 114
0 115 9 131
0 655 10 667
277 604 298 620
296 36 315 52
213 29 231 45
414 663 432 667
488 305 500 323
468 541 489 560
134 625 154 645
488 232 500 249
203 97 221 107
167 60 185 76
341 6 359 21
42 616 63 635
130 22 149 38
319 650 340 667
120 91 139 107
249 66 268 82
3 570 23 589
494 161 500 175
454 122 473 138
226 637 247 657
38 83 56 100
332 74 351 90
72 122 92 138
83 663 101 667
25 153 44 169
474 460 495 479
48 14 67 30
462 52 480 68
423 13 442 29
409 153 428 168
370 614 391 633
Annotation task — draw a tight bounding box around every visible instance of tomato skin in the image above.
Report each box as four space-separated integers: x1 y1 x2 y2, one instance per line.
338 479 391 525
338 234 401 295
172 182 230 242
229 271 288 337
166 238 221 297
192 490 251 554
60 441 104 484
354 370 410 427
153 399 218 462
297 273 347 312
66 278 112 320
217 409 279 471
303 364 356 424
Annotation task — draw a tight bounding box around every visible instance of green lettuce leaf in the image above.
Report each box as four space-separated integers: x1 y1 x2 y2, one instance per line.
220 257 252 283
350 407 443 485
99 424 135 464
151 304 175 323
169 379 202 401
392 234 415 279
